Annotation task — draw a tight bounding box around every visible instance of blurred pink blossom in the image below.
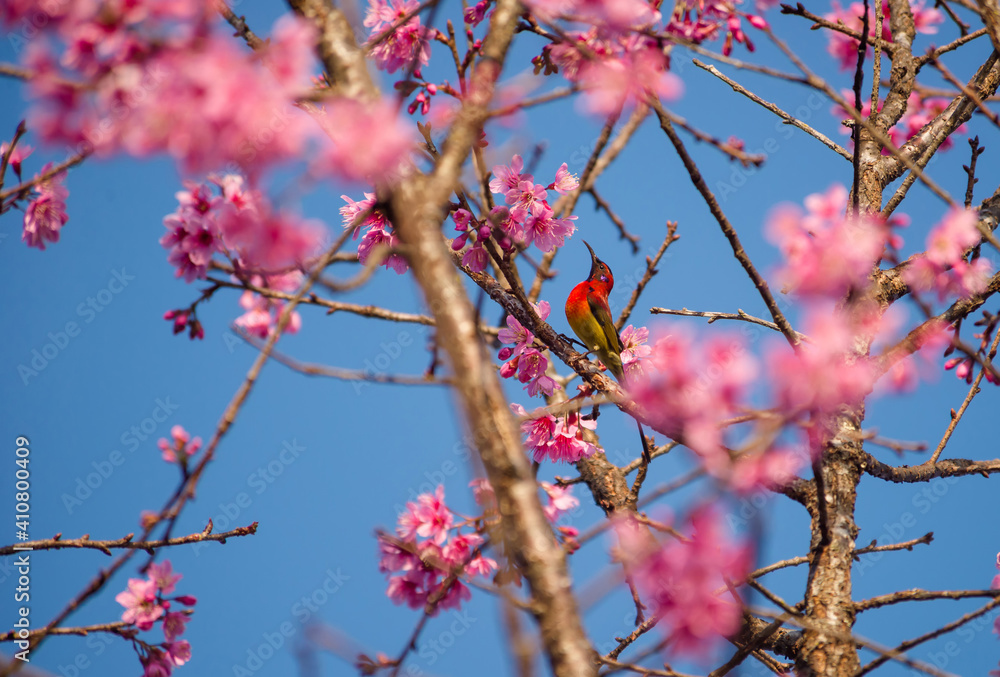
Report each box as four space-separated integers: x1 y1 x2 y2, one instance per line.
619 506 752 656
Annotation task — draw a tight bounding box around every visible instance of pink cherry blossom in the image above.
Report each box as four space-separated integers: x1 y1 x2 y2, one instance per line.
524 208 577 252
508 179 549 223
364 0 432 74
730 447 804 494
341 193 408 274
397 486 454 545
115 578 164 630
262 15 318 97
162 611 188 642
903 207 992 301
438 580 473 611
766 184 889 297
768 308 877 427
578 44 683 117
469 478 496 508
461 243 489 272
380 485 493 613
499 314 535 356
23 188 69 250
620 506 752 656
315 98 415 183
665 1 770 55
540 481 579 522
166 640 191 666
489 155 527 195
141 648 174 677
619 324 651 383
632 326 757 471
148 560 182 595
512 404 597 462
550 163 579 195
0 141 32 175
525 0 659 29
219 203 325 274
22 164 69 250
234 274 305 338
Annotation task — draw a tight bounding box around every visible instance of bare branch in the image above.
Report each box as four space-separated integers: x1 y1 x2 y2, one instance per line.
0 523 257 557
693 59 851 161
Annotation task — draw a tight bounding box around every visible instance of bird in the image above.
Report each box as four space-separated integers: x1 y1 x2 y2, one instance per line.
564 240 653 464
565 240 625 380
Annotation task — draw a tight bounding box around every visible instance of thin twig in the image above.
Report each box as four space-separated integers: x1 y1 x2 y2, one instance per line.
928 324 1000 462
856 587 1000 613
650 100 801 348
650 307 808 341
616 223 680 329
856 596 1000 675
588 187 641 252
0 523 257 557
236 327 453 386
657 106 766 166
0 151 89 204
693 60 851 161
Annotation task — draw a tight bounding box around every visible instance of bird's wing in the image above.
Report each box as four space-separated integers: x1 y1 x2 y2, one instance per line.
587 289 623 355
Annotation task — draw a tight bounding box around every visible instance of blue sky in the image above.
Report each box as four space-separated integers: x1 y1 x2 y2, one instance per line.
2 2 1000 676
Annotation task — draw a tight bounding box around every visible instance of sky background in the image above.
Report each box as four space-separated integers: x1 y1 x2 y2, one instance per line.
2 1 1000 676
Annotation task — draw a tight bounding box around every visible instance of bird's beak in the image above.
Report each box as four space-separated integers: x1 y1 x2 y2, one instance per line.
582 240 601 278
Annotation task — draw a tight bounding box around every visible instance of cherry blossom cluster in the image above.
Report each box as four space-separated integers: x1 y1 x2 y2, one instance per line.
233 272 307 339
766 184 895 298
162 175 324 282
528 0 776 116
159 175 320 338
616 506 752 656
537 30 683 117
378 486 497 612
903 206 992 302
768 307 880 425
497 300 560 396
340 193 409 275
363 0 434 75
21 162 70 250
824 0 943 70
485 155 579 253
158 425 202 467
2 137 72 250
631 325 760 472
666 0 772 55
6 3 415 184
114 560 196 677
511 403 597 463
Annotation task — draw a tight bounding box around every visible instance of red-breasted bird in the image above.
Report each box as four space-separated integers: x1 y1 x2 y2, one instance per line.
565 240 653 463
565 240 625 381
